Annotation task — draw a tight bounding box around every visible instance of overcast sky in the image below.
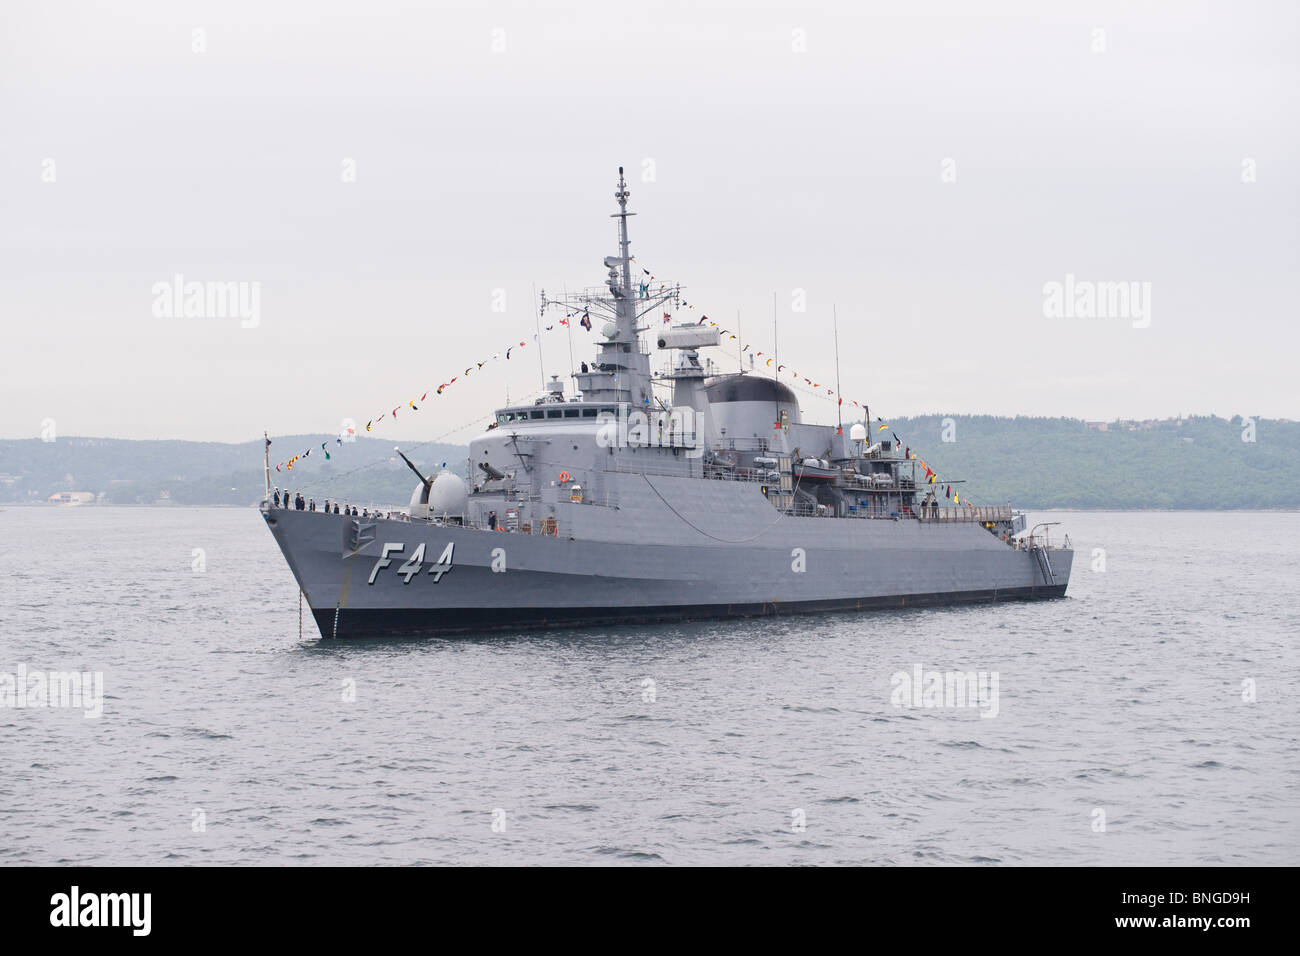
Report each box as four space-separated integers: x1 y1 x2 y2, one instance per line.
2 0 1296 444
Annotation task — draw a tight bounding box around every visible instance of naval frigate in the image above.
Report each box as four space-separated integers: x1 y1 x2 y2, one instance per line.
262 168 1072 638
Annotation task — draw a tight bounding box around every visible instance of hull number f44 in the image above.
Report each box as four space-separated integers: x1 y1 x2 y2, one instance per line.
368 542 455 585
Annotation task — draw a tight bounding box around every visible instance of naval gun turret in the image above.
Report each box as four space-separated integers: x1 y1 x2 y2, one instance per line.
398 447 468 521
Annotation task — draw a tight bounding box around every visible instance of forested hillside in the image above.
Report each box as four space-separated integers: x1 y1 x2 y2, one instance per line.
883 415 1295 509
0 435 467 508
1 415 1294 509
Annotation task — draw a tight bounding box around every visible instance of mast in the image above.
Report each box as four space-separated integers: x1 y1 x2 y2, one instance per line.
539 167 665 408
532 282 545 390
736 308 743 374
611 166 636 342
833 305 843 434
772 292 780 424
263 431 271 496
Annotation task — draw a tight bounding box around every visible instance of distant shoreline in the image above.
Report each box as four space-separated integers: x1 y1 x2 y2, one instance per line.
7 503 1297 514
4 417 1296 510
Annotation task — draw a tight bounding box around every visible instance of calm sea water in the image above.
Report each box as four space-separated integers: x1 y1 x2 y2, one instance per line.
1 507 1296 866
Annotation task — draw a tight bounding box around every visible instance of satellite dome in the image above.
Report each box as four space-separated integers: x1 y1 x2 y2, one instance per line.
849 423 868 442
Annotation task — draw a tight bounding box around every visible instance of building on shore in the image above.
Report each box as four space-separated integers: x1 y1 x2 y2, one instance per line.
47 492 95 506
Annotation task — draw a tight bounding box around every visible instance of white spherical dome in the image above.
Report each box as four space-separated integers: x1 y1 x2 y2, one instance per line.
428 471 468 516
601 322 618 339
849 423 868 442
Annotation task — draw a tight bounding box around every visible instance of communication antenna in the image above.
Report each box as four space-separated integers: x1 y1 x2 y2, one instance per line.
736 308 744 374
833 305 843 434
563 281 576 385
772 291 780 424
533 282 546 390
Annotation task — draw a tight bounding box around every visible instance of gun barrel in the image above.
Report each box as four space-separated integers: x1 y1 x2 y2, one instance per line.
395 447 429 486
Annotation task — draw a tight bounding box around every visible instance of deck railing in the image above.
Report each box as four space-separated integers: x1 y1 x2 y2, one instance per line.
601 454 781 484
917 505 1014 523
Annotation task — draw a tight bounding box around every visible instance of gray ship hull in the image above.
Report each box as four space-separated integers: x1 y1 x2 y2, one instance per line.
262 475 1072 639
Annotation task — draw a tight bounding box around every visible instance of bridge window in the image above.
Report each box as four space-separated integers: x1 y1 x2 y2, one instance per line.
530 410 544 420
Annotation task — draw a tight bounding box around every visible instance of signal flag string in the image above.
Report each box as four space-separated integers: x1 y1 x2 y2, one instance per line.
271 276 977 507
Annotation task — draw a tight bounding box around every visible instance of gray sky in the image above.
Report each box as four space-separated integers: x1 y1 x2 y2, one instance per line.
2 0 1296 444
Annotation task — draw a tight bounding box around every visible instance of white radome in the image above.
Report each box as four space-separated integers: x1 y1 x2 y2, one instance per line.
849 423 868 442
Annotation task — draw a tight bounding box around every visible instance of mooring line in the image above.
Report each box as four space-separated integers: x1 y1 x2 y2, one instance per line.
640 468 805 545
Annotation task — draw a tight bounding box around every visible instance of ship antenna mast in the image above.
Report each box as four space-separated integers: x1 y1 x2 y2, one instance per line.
736 308 743 374
533 281 545 389
833 305 843 434
772 292 780 424
612 167 636 339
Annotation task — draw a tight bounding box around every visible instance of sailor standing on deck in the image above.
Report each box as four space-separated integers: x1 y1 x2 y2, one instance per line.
273 487 281 508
